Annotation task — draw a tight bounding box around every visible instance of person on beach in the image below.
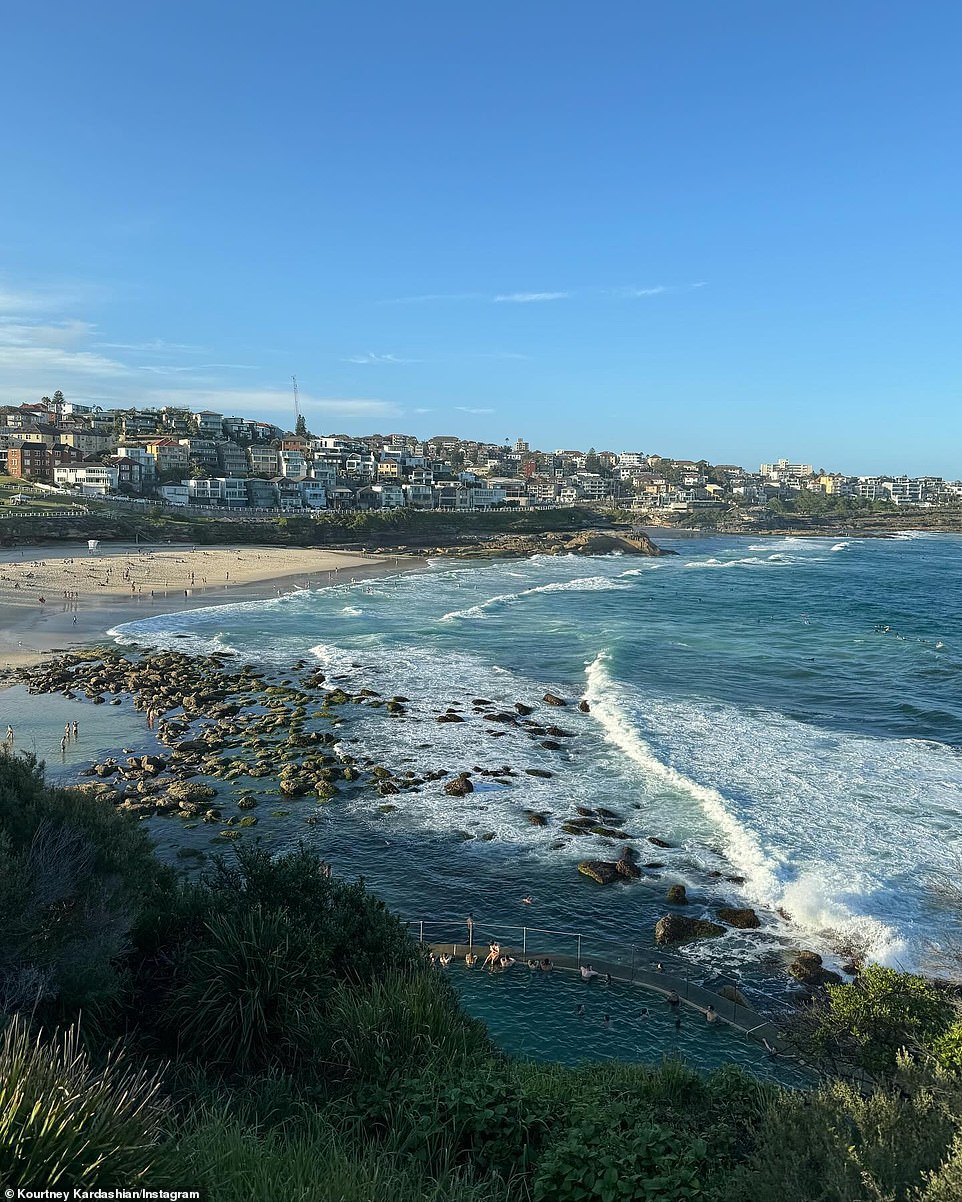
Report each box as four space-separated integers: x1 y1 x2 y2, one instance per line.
483 943 501 969
439 953 452 967
580 964 599 980
705 1005 717 1024
72 721 78 738
540 958 553 972
60 735 67 753
4 726 13 744
667 990 681 1008
464 952 477 967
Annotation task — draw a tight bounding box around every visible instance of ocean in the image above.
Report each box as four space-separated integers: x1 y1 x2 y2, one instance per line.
108 532 962 999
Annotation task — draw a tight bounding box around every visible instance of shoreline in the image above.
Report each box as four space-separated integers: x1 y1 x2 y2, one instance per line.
0 543 423 675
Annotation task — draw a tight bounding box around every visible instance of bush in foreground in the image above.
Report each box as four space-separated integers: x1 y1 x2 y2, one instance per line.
0 1014 169 1188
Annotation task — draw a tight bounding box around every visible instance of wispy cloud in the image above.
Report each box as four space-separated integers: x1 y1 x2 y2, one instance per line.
493 291 568 304
455 405 495 415
343 352 419 365
383 283 704 305
382 292 486 305
95 338 205 354
616 286 667 299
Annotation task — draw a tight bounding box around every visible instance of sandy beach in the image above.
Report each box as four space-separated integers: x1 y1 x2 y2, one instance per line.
0 542 420 673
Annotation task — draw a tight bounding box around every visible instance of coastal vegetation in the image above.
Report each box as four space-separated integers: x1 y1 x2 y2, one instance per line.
2 752 962 1199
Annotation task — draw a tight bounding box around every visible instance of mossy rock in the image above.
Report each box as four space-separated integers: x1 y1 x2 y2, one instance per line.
716 906 761 929
238 815 258 827
578 860 620 885
270 809 291 818
667 884 688 904
654 915 726 945
378 804 398 813
217 829 242 839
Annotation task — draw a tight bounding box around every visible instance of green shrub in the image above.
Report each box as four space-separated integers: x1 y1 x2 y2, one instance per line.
795 964 956 1078
730 1061 962 1202
328 968 493 1083
125 844 429 1076
179 1105 513 1202
163 906 331 1073
0 753 166 1019
533 1107 707 1202
931 1021 962 1073
0 1014 169 1187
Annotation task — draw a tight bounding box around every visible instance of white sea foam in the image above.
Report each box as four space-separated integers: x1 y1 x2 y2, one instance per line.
439 576 629 622
582 651 962 970
341 606 363 617
584 652 783 903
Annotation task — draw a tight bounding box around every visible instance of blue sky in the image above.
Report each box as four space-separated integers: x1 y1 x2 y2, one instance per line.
1 1 959 475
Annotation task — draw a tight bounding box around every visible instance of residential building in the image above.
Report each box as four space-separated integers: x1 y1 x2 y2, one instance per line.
193 411 225 438
248 445 280 476
300 479 328 509
53 464 120 494
216 442 249 477
278 450 308 480
145 439 190 475
246 478 279 509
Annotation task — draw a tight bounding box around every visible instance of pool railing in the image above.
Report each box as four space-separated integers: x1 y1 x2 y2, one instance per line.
405 915 785 1048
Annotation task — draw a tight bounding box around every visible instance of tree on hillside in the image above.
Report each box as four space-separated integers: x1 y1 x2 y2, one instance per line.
295 414 308 438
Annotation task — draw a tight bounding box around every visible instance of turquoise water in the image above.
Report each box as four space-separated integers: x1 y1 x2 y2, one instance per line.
449 964 813 1087
105 533 962 998
0 685 145 775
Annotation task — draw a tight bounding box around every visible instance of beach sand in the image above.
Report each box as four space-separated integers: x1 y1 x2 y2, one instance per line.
0 542 420 673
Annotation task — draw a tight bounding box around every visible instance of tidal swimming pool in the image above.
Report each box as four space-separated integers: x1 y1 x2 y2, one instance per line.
450 964 812 1088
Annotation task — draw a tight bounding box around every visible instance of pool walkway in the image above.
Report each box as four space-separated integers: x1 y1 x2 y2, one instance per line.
408 915 791 1050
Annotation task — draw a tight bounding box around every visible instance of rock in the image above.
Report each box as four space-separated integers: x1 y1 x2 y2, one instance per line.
237 815 258 827
443 774 474 796
525 811 549 827
486 712 518 724
654 915 726 946
578 700 591 713
524 768 553 778
647 836 673 848
140 754 167 774
543 693 567 706
540 740 562 750
514 702 534 715
595 807 623 821
616 857 642 880
236 797 257 810
578 860 621 885
666 884 688 904
717 907 761 929
788 950 843 988
437 712 465 723
718 984 750 1008
167 781 217 804
575 806 596 817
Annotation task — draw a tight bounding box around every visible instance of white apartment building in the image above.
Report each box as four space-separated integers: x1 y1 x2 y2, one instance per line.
278 450 308 480
248 445 280 475
300 480 327 509
193 411 224 438
53 464 119 494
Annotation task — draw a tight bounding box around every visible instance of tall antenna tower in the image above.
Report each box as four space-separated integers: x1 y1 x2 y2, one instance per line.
291 375 301 432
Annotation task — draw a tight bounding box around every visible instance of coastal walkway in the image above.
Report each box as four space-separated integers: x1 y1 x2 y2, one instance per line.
406 916 785 1047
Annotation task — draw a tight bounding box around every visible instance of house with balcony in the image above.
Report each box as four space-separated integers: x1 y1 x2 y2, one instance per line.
278 450 308 480
216 442 249 477
145 439 190 475
248 445 280 476
246 478 280 509
300 479 328 509
193 411 225 438
53 463 120 495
